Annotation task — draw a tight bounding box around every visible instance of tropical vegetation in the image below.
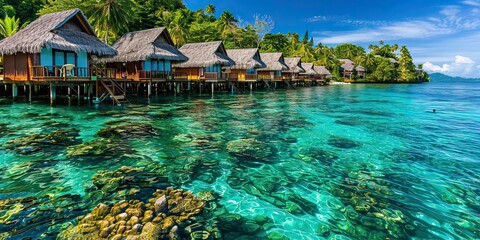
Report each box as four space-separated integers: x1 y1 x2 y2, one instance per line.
0 0 429 82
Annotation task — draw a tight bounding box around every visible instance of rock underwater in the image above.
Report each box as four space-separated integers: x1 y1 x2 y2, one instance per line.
60 188 204 239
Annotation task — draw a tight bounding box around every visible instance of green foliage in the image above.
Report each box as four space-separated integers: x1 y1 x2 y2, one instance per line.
205 4 215 15
333 44 366 59
2 5 15 17
0 14 20 38
131 0 185 31
86 0 136 43
1 0 44 25
368 40 398 58
260 33 289 52
398 46 417 81
370 57 398 81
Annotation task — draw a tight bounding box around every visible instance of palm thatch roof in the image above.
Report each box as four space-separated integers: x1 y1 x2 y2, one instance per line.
314 66 332 76
0 9 116 56
257 52 289 71
356 65 366 72
284 57 306 73
339 59 366 72
226 48 266 69
173 41 234 68
338 59 355 71
300 62 317 75
99 27 187 63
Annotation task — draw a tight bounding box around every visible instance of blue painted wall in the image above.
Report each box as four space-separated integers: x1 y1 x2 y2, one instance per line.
152 60 158 71
66 52 76 64
55 51 65 66
77 51 88 68
144 58 151 71
77 51 88 76
165 60 171 71
40 48 53 67
206 65 221 73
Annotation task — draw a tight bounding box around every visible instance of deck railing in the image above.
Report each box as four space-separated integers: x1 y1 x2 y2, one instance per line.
204 72 220 80
274 75 283 81
139 70 172 80
31 66 116 81
257 75 272 80
173 72 189 80
228 73 238 81
244 74 258 81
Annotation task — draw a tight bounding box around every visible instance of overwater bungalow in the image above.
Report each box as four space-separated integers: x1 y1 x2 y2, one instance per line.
283 57 306 84
99 27 187 82
226 48 266 82
300 62 317 85
172 41 234 82
314 66 332 85
339 59 366 79
257 52 289 83
314 66 332 79
0 9 116 82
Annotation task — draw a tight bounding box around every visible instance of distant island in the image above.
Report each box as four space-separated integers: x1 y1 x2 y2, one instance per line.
0 0 429 83
428 73 480 82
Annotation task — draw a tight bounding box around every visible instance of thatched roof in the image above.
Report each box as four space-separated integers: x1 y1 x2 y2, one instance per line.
173 41 234 68
257 52 289 71
99 27 187 63
0 9 116 56
339 58 365 72
338 59 355 71
314 66 332 76
356 65 366 72
226 48 266 69
300 62 317 75
284 57 306 73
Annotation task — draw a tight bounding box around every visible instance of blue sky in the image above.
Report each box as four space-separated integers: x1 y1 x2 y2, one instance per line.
183 0 480 78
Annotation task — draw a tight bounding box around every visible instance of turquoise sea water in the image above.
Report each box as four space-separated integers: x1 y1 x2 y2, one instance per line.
0 79 479 239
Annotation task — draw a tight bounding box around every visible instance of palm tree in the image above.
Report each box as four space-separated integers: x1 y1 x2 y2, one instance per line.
167 10 190 47
85 0 135 43
0 15 20 38
205 4 216 15
217 10 237 38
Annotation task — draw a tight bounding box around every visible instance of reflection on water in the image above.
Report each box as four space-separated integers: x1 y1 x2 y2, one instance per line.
0 81 479 239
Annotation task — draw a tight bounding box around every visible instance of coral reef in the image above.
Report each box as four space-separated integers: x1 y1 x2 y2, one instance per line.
60 188 204 239
3 129 80 154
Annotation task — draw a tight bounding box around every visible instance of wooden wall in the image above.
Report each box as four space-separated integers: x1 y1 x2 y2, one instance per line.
3 53 30 81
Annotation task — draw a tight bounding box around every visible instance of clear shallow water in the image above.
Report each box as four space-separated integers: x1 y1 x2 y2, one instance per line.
0 80 479 239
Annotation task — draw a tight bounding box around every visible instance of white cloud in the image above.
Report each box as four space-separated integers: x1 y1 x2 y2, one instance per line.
424 62 451 72
423 55 478 77
316 21 452 44
314 5 480 44
463 0 480 7
455 55 475 64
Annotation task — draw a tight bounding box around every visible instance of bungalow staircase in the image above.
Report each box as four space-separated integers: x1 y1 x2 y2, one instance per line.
98 78 129 105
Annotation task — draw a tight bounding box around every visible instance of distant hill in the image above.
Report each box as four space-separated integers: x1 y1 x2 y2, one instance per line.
429 73 480 82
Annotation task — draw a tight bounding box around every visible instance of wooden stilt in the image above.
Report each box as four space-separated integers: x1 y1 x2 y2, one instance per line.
49 82 56 105
12 83 18 99
148 82 152 97
29 84 32 103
